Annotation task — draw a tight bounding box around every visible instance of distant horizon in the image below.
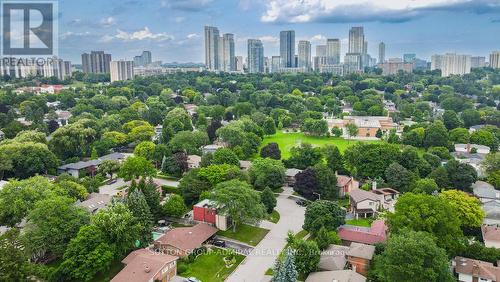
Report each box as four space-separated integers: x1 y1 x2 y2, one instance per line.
56 0 500 63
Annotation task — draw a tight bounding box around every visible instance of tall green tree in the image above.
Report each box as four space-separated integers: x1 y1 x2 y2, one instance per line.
372 230 454 282
211 180 266 231
424 121 449 148
293 239 320 276
261 187 277 214
303 200 345 235
127 190 153 247
272 248 298 282
0 229 32 281
249 158 286 190
118 156 156 180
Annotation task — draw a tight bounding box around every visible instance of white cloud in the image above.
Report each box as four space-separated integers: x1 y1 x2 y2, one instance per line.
60 31 91 40
100 16 116 27
100 27 174 42
186 33 200 39
260 0 500 23
309 34 326 44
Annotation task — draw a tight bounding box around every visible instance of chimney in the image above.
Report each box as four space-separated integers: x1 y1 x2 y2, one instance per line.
472 263 479 276
372 181 377 191
144 265 151 273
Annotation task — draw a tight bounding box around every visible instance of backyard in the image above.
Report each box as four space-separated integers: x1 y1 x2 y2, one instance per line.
260 131 382 159
217 223 270 246
178 248 245 282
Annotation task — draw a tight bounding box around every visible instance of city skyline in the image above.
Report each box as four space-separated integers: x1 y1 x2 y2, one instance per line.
57 0 500 63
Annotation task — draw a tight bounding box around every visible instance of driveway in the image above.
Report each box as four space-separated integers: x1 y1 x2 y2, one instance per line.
225 187 305 282
99 178 130 196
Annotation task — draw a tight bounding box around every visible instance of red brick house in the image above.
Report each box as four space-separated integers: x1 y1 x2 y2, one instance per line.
338 220 387 245
192 199 229 231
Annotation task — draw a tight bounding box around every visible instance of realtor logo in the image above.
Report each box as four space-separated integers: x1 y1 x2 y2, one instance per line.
1 0 58 56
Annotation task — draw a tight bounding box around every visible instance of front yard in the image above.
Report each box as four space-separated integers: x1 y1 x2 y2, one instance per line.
178 248 245 282
217 223 270 246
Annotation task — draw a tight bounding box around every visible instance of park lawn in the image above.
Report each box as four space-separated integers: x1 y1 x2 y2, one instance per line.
179 249 245 282
346 218 373 227
267 210 280 223
217 223 269 246
260 131 382 159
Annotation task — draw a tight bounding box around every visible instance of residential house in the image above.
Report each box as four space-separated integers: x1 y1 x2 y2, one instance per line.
469 125 487 133
76 193 112 214
338 220 388 245
154 125 163 141
349 189 382 218
371 188 400 212
154 223 218 257
346 243 375 276
453 151 487 177
192 199 229 231
187 155 201 170
473 181 500 225
184 104 198 116
318 245 349 271
57 152 127 178
453 256 500 282
54 110 72 126
286 168 302 187
111 249 178 282
482 225 500 248
239 160 252 171
337 174 360 198
305 270 366 282
202 144 223 155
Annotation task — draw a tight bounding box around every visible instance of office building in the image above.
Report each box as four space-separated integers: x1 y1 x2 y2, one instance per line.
348 27 364 54
414 58 428 69
490 51 500 69
431 53 471 77
110 60 134 82
271 56 281 73
348 27 365 71
247 39 264 73
380 59 413 75
314 45 328 71
222 33 235 72
81 51 111 73
298 40 311 71
133 51 152 67
204 26 220 71
280 30 295 68
378 42 385 64
471 56 486 68
235 56 244 72
326 39 341 65
344 53 362 74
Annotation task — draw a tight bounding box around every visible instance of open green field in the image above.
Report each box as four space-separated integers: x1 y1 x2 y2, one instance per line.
260 131 382 159
178 249 245 282
217 224 269 246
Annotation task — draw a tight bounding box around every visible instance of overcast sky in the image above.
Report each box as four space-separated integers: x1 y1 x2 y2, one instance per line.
57 0 500 63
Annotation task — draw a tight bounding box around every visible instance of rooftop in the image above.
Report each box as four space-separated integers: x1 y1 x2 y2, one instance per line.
76 193 112 213
482 225 500 243
155 223 218 252
350 189 382 203
454 256 500 281
338 220 387 245
346 242 375 260
305 270 366 282
286 168 302 177
319 245 349 271
111 249 178 282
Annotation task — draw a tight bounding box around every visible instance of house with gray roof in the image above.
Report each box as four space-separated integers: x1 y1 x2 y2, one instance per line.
57 152 127 178
305 270 366 282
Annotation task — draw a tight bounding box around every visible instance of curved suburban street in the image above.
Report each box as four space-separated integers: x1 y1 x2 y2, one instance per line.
226 187 306 282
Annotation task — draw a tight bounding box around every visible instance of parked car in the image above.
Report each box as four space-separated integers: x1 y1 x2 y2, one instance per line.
296 199 307 206
186 277 201 282
107 179 117 185
213 240 226 247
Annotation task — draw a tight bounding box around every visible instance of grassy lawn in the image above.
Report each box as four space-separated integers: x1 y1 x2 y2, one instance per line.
346 218 373 227
267 210 280 223
178 248 245 282
217 224 269 246
260 131 382 159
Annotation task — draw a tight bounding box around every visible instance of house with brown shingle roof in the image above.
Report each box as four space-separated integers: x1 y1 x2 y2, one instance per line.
454 256 500 282
337 174 359 198
111 249 178 282
153 223 218 257
482 225 500 249
349 189 383 218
